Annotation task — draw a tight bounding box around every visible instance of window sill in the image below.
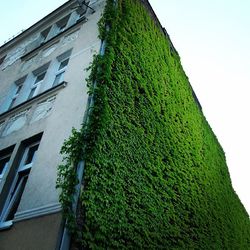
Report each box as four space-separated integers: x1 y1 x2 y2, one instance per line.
0 220 13 231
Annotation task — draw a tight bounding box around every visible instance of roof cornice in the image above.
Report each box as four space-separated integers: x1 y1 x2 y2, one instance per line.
0 0 76 54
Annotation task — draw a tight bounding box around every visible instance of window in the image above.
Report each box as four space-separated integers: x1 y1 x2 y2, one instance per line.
53 50 72 87
41 27 51 43
8 77 26 110
28 72 46 99
8 85 22 110
56 15 70 34
0 153 11 181
0 147 14 181
53 58 69 86
0 137 41 229
76 0 90 17
0 55 6 66
28 63 50 100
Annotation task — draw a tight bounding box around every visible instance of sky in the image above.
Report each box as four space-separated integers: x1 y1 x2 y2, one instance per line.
0 1 249 214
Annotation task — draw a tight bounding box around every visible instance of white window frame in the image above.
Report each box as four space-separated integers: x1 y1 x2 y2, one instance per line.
53 50 72 87
0 141 40 229
28 71 46 100
55 15 70 35
53 58 69 87
8 84 23 110
8 76 26 110
27 63 50 100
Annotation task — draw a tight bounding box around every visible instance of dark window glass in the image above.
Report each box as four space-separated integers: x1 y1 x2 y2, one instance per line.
6 174 28 221
59 58 69 70
41 27 51 41
25 144 39 165
35 72 46 83
0 55 6 65
0 156 10 175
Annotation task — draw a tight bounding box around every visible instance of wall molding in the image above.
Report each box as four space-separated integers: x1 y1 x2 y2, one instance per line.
14 202 62 222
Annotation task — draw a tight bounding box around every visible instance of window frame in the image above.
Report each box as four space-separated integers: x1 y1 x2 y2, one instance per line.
0 153 11 181
8 76 27 110
28 71 46 100
40 26 51 43
52 50 72 87
55 15 70 35
27 63 50 100
8 84 23 110
0 139 41 229
0 55 6 66
53 58 69 87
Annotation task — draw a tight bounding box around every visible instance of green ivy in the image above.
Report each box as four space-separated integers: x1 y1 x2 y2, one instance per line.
56 128 84 234
57 0 250 249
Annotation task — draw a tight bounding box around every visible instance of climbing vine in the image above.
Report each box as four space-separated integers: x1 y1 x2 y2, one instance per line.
57 0 250 249
56 128 84 234
56 51 102 235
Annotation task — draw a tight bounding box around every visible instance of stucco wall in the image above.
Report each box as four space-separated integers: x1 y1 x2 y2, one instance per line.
0 0 106 246
0 213 62 250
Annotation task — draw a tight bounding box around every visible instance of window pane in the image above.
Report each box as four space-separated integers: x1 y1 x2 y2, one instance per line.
0 139 41 224
8 98 16 110
56 15 70 33
0 156 10 175
25 144 39 165
53 72 64 87
41 27 51 41
35 72 46 83
6 174 28 221
16 85 22 95
28 87 36 100
59 23 67 32
0 55 6 65
59 58 69 70
8 84 23 110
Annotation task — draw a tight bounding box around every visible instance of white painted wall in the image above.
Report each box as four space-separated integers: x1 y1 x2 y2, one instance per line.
0 0 105 216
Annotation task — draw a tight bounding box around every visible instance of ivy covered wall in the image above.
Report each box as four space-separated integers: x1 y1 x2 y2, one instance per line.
58 0 250 249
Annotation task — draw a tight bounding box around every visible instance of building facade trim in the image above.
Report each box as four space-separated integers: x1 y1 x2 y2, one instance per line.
0 1 76 52
0 81 66 120
14 202 61 222
20 20 85 61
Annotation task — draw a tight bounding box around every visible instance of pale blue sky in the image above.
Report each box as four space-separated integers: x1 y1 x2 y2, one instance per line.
0 1 249 214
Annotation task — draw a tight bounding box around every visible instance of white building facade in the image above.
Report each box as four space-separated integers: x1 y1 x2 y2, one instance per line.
0 1 105 249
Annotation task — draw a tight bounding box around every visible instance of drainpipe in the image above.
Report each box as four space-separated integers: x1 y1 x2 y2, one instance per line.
59 25 107 250
59 161 84 250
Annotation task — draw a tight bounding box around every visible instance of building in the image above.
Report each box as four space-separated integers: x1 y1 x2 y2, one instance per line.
0 0 105 249
1 0 250 249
